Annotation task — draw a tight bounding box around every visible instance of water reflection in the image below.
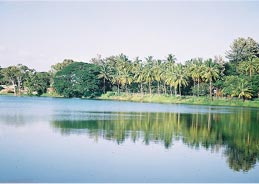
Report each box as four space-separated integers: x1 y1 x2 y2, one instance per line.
0 112 51 127
52 109 259 172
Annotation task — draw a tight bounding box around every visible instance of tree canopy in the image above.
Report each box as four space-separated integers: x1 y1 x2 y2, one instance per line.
53 62 102 98
226 37 259 63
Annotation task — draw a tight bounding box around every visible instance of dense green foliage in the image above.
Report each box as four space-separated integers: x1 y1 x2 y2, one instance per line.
25 72 51 96
0 37 259 101
53 62 102 98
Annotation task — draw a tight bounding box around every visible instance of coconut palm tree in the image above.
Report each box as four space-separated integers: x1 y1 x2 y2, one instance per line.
161 54 177 95
166 54 177 64
105 55 122 94
133 57 145 94
120 61 133 93
238 56 259 78
202 59 220 98
174 64 188 96
114 54 131 94
231 79 253 101
90 55 111 94
144 56 155 95
187 58 204 96
153 59 162 94
160 62 168 95
164 62 177 96
97 61 111 94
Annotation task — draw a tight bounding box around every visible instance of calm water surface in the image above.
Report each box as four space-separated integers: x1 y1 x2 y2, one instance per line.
0 96 259 182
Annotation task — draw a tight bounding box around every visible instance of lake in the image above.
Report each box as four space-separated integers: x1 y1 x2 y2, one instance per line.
0 96 259 182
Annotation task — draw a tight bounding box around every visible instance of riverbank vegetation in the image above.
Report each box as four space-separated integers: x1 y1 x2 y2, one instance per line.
99 93 259 107
1 37 259 106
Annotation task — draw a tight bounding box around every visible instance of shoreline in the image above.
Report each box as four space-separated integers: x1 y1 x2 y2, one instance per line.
1 92 259 108
98 93 259 108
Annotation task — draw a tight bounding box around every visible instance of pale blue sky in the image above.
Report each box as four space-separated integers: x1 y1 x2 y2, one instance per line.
0 1 259 71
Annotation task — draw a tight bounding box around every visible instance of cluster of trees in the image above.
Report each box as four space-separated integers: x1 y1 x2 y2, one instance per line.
90 37 259 100
0 64 50 96
0 37 259 100
91 53 223 97
0 59 73 96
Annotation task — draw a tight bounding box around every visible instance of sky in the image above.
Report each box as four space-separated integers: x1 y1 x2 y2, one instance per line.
0 1 259 72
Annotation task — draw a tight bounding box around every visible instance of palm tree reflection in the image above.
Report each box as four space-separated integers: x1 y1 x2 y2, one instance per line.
52 109 259 172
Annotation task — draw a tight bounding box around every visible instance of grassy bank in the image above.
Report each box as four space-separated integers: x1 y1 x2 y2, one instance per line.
99 92 259 108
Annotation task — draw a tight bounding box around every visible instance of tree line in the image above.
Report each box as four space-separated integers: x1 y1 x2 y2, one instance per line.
0 37 259 100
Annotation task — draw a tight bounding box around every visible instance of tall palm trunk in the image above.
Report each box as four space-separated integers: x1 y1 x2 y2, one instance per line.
140 82 143 95
198 78 200 97
103 78 106 94
117 82 120 94
193 80 196 96
157 82 160 95
149 81 152 95
209 78 212 100
164 83 167 95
